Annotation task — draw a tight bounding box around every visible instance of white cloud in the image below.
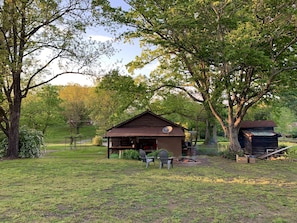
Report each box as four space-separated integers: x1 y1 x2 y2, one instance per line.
50 73 95 86
88 34 113 42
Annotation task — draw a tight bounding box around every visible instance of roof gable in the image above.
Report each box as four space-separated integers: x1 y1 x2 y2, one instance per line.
105 110 185 137
108 110 184 129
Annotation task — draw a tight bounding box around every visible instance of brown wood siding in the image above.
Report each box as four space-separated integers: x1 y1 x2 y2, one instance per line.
157 136 183 157
251 136 278 155
106 111 185 158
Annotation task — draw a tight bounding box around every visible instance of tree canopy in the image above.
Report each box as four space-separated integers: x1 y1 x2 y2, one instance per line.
98 0 297 152
59 84 93 134
0 0 113 158
92 69 149 133
21 85 63 134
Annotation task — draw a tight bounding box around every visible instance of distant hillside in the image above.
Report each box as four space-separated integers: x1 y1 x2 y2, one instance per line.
44 124 97 144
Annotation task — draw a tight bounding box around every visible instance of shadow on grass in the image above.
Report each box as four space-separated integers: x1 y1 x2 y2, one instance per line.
197 142 229 156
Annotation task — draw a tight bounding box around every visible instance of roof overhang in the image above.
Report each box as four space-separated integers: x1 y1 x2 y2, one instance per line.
105 127 185 138
243 130 277 137
240 120 276 128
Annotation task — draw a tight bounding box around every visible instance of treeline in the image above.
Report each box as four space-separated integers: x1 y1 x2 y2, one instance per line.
21 69 297 143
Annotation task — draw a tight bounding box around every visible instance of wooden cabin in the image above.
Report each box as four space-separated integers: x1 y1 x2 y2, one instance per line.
105 110 186 158
239 120 279 156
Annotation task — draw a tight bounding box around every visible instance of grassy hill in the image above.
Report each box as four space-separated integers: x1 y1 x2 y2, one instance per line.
44 124 97 144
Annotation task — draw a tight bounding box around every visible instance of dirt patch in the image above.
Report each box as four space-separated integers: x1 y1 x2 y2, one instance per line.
174 156 210 166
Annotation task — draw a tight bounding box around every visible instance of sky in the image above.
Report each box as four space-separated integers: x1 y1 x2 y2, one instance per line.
51 0 155 86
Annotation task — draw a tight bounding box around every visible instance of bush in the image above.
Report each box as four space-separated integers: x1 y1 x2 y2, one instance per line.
109 153 119 159
147 149 173 158
92 135 103 146
0 126 45 158
0 140 7 158
286 147 297 160
220 150 244 160
147 150 160 158
122 149 139 160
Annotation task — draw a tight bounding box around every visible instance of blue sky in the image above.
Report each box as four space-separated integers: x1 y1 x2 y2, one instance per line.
52 0 155 86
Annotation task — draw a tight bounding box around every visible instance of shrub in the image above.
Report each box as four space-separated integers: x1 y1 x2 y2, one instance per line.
92 135 102 146
0 126 45 158
147 150 160 158
110 153 119 159
122 149 139 160
220 150 241 160
147 149 173 158
0 140 7 158
286 147 297 160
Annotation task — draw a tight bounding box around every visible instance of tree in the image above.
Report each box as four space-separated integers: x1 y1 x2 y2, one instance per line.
59 84 93 134
148 91 213 144
278 84 297 118
100 0 297 153
91 69 149 134
21 85 63 134
0 0 112 158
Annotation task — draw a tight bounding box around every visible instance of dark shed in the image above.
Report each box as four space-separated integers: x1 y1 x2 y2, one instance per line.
105 110 186 158
239 120 279 156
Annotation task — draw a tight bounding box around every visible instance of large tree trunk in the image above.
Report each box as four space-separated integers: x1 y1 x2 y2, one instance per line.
207 100 243 154
6 101 21 158
204 119 211 144
6 72 22 159
228 126 242 153
203 119 218 145
211 124 218 144
7 109 20 158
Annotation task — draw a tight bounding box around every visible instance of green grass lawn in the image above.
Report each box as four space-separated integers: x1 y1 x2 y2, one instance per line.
1 145 297 223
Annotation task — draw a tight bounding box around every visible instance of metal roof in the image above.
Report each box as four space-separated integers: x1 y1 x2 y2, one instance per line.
240 120 276 129
242 130 277 137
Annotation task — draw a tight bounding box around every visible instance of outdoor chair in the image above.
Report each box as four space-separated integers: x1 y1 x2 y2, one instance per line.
158 149 172 169
139 149 155 168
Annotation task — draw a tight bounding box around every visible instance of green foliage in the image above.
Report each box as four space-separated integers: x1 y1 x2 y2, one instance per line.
149 93 208 130
147 149 173 158
59 85 95 135
93 69 150 133
122 149 139 160
0 126 44 158
105 0 297 153
278 86 297 117
0 0 114 158
92 135 102 146
272 107 296 135
147 150 160 158
21 85 63 134
220 150 244 160
286 147 297 160
18 128 45 158
109 153 119 159
0 137 7 158
45 124 96 144
272 217 288 223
